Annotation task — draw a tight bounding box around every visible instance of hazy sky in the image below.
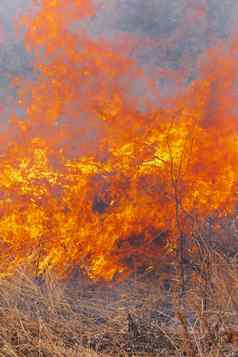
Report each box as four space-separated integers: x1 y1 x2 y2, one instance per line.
93 0 238 67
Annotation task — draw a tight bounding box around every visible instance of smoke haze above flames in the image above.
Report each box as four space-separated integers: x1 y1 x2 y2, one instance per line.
0 0 237 110
1 0 238 82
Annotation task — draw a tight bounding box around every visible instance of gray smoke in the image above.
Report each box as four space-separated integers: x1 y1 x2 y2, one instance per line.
0 0 237 104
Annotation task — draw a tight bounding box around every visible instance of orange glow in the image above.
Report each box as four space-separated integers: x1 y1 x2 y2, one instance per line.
0 0 237 281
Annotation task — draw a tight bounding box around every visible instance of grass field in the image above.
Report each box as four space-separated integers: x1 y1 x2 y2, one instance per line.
0 245 237 356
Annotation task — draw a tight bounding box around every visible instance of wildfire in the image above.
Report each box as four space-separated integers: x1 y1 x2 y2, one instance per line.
0 0 237 281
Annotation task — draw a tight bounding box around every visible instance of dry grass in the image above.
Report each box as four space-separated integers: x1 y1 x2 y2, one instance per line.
0 247 237 356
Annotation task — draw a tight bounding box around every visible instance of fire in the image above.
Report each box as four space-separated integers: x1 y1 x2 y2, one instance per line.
0 0 237 281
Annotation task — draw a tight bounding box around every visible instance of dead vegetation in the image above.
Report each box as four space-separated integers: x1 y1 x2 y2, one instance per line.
0 238 236 357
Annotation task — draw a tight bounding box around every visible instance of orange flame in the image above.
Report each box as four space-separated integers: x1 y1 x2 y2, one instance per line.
0 0 237 280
